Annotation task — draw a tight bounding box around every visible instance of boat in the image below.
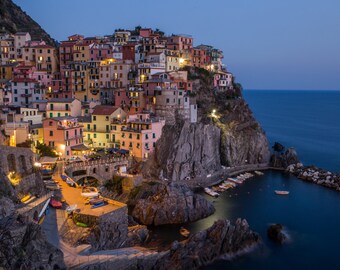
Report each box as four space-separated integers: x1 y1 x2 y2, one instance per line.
66 204 78 213
60 174 68 181
81 187 99 198
49 198 62 209
21 194 31 203
254 171 264 176
218 184 230 190
224 180 236 187
180 227 190 237
204 187 219 197
38 215 45 224
46 184 60 191
89 198 104 205
76 222 88 228
91 201 105 208
227 178 243 184
275 190 290 195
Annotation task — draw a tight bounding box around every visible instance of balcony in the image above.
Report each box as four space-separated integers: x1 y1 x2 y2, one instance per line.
21 93 32 97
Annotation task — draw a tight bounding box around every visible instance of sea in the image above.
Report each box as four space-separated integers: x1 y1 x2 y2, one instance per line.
154 90 340 270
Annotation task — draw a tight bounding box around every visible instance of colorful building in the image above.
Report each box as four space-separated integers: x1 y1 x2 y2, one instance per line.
42 116 84 158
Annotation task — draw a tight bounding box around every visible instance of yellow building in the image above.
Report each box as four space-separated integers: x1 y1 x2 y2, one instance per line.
82 105 127 148
22 44 58 75
31 123 44 152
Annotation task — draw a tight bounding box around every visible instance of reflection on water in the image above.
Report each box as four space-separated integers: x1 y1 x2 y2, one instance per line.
153 171 340 270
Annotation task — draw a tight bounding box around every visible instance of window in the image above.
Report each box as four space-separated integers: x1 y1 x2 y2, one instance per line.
93 124 96 131
106 134 109 139
129 133 132 139
87 124 90 130
137 134 140 140
49 131 53 136
14 97 18 102
145 143 149 149
145 134 149 139
166 98 170 104
94 134 97 138
129 142 132 147
152 133 156 139
14 89 17 94
65 104 69 110
50 113 53 117
93 116 96 121
49 121 53 126
50 104 54 110
153 142 156 147
122 141 125 146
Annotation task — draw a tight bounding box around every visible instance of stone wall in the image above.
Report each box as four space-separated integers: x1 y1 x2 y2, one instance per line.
0 145 36 175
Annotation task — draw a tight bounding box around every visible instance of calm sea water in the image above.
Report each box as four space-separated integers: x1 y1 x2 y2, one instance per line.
203 90 340 270
154 90 340 270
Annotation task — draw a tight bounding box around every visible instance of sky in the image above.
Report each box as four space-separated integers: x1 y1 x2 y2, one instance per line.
13 0 340 90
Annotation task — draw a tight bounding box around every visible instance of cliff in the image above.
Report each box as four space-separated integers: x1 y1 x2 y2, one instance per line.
130 182 215 225
144 67 270 182
0 0 56 45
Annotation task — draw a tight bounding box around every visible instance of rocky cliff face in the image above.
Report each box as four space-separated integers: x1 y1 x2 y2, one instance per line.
0 0 56 45
144 68 270 182
153 218 260 270
147 122 221 181
130 182 215 225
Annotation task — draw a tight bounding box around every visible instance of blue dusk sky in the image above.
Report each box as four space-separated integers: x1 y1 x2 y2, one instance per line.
14 0 340 90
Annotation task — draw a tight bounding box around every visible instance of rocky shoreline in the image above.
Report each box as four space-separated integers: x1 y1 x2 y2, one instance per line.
286 163 340 192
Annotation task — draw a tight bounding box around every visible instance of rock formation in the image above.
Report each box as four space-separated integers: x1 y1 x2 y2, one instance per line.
144 68 270 183
287 163 340 192
146 122 221 181
270 145 300 168
267 224 287 243
152 219 260 270
130 182 215 225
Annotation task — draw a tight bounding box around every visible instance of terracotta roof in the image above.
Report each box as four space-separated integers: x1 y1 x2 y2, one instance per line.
92 105 120 115
12 78 37 83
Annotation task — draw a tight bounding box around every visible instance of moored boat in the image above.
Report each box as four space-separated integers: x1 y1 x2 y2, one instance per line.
204 187 219 197
274 190 290 195
81 187 99 198
49 198 62 209
66 204 77 213
21 194 31 203
254 170 264 176
91 201 105 208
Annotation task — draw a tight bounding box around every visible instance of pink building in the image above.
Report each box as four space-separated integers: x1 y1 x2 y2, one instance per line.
89 43 113 61
166 35 193 51
120 114 165 159
43 116 84 158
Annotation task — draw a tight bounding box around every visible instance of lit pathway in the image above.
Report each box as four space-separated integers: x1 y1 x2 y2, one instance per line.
41 162 163 269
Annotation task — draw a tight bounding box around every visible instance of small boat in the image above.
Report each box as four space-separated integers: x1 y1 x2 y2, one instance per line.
275 190 290 195
76 222 88 228
180 227 190 238
49 198 62 209
204 187 219 197
81 187 99 198
21 194 31 203
91 201 105 208
218 184 230 190
224 180 236 187
66 204 78 213
227 178 243 184
89 198 104 205
46 184 60 191
254 171 264 176
38 215 45 224
60 174 68 181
